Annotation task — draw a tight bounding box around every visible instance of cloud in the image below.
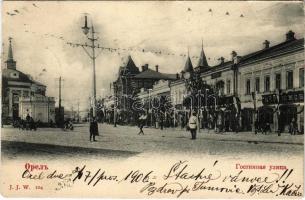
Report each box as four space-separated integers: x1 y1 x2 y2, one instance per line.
259 2 304 27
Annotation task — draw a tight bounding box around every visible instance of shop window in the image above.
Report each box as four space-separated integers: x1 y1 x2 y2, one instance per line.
216 81 225 96
275 73 281 90
255 78 260 93
299 68 304 87
246 79 251 95
287 70 293 89
264 76 270 92
226 80 231 94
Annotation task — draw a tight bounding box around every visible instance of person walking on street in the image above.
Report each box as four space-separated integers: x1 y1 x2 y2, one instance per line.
138 113 147 135
216 111 223 133
90 117 99 142
188 111 198 140
290 117 298 135
160 112 164 130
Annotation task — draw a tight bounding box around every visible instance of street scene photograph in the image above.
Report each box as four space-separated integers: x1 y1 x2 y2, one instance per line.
1 1 304 198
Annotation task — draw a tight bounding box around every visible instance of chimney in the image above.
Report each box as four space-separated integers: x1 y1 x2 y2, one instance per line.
155 65 159 72
219 57 225 64
286 30 295 41
176 73 180 79
263 40 270 49
231 51 237 61
141 65 145 72
144 64 149 71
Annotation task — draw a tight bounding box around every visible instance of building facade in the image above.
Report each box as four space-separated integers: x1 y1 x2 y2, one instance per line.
109 31 304 133
2 38 55 124
169 30 304 132
19 95 55 123
237 31 304 132
113 55 176 111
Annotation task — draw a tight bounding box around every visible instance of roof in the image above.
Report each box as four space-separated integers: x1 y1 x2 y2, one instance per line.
2 68 46 87
2 68 33 83
162 73 177 80
183 56 193 72
239 38 304 66
134 68 176 80
209 60 233 72
32 80 46 87
123 55 140 75
199 37 304 73
197 47 209 68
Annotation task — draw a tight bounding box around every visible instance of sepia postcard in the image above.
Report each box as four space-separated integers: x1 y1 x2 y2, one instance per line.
1 1 304 198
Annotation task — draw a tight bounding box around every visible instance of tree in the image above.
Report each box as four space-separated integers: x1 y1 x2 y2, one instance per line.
183 72 214 109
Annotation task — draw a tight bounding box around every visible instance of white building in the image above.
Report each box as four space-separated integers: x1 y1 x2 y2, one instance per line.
169 30 304 132
2 38 55 123
237 31 304 132
19 95 55 123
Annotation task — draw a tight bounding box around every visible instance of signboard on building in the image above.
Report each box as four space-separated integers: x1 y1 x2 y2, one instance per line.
262 91 304 105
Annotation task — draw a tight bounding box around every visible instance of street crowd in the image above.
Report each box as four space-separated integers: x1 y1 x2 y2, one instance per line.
101 106 303 140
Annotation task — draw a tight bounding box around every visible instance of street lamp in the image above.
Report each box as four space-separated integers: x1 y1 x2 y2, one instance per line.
82 15 90 35
80 14 98 119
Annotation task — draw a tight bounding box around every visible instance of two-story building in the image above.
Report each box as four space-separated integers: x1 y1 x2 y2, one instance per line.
170 30 304 133
237 30 304 132
113 55 176 110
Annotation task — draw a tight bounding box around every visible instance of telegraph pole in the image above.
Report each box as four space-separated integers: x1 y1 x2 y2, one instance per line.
67 15 101 119
71 105 74 121
113 83 117 127
77 100 80 123
58 76 63 127
59 76 62 112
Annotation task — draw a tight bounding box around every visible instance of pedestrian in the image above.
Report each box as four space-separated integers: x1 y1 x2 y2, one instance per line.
30 117 37 131
188 111 198 140
180 114 185 129
216 111 223 133
89 117 99 142
290 117 298 135
138 113 146 135
254 118 259 134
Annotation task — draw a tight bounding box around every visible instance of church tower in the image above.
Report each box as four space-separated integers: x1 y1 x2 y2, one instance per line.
196 40 209 72
6 37 16 70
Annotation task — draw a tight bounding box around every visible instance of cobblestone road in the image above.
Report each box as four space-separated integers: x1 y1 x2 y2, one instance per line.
1 123 303 160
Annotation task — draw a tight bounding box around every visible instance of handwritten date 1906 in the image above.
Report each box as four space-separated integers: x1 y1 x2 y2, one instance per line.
121 170 154 183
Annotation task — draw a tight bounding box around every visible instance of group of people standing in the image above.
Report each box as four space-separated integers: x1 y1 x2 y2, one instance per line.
13 114 37 131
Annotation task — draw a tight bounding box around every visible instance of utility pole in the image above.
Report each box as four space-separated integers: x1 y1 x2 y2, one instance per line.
77 100 80 123
198 90 201 133
59 76 62 112
67 15 101 119
58 76 63 127
113 83 117 127
71 105 74 121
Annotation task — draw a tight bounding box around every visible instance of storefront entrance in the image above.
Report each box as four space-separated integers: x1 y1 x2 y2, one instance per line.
241 108 254 131
279 105 297 132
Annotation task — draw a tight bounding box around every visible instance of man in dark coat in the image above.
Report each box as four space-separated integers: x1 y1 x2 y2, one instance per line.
90 117 99 142
138 113 147 135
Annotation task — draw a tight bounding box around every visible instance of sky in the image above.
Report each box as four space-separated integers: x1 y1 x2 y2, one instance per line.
2 1 304 111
